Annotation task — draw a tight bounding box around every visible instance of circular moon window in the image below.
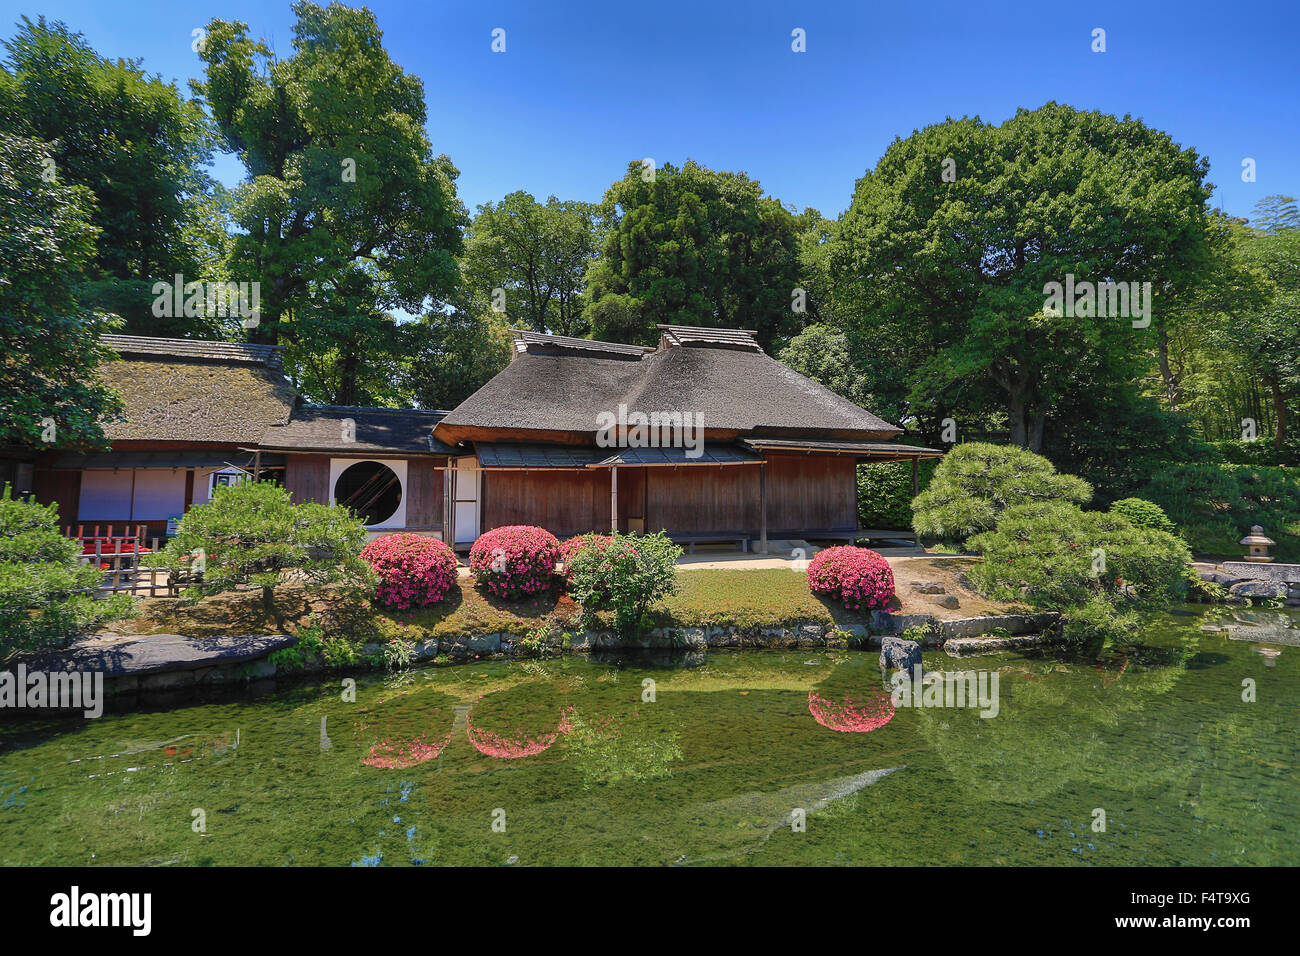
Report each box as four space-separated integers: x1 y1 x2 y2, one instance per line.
334 461 402 526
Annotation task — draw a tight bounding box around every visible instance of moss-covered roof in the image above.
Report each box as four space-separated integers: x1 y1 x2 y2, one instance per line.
100 357 296 444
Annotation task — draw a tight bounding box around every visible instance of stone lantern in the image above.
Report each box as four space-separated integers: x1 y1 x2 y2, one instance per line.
1240 526 1275 563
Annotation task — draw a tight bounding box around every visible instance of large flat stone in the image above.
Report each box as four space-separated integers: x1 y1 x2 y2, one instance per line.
1221 562 1300 584
945 631 1064 656
938 612 1060 639
8 633 295 678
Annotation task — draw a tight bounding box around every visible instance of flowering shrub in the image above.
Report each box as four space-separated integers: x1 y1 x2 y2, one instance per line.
806 546 895 611
557 534 613 588
361 533 459 609
807 691 895 733
468 525 560 600
567 531 682 635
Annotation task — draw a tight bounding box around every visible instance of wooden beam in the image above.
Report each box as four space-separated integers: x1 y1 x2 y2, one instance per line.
759 461 768 554
912 456 919 496
610 464 618 532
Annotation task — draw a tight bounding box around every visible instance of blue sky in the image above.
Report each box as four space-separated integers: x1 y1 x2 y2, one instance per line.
4 0 1298 221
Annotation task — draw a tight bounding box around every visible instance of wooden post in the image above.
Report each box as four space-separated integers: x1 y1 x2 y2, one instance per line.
759 462 768 554
253 450 261 482
610 465 619 532
446 463 456 550
911 456 919 497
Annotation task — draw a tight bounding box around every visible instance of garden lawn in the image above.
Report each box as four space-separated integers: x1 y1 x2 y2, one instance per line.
104 567 867 646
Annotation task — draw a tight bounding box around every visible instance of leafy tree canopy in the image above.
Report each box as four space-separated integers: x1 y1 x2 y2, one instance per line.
0 131 122 448
833 102 1216 451
0 15 223 336
584 159 802 350
911 441 1093 544
462 191 602 337
194 0 468 405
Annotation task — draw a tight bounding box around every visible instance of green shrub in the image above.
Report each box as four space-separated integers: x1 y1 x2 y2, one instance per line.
567 531 682 635
1109 497 1177 534
144 481 372 627
968 501 1191 610
1144 462 1300 560
911 442 1093 545
856 459 937 529
0 485 134 655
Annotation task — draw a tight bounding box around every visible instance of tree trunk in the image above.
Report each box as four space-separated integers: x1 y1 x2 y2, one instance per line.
336 350 360 406
1156 326 1182 410
1270 376 1289 450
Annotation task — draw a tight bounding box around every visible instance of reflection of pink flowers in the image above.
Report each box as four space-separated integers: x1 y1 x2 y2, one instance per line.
467 706 574 759
808 691 895 733
362 732 453 769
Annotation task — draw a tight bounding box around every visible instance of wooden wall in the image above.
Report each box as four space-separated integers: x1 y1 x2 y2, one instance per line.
405 458 443 530
762 453 857 532
483 469 610 538
284 455 330 505
34 467 81 525
645 465 760 533
477 454 856 540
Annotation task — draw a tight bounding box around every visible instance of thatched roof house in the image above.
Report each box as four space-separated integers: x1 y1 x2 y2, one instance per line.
34 336 452 537
33 326 941 549
430 325 941 549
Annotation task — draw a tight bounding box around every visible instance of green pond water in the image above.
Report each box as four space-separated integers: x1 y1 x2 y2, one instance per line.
1 604 1297 866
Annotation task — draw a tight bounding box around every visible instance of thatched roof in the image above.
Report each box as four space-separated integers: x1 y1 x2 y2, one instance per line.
100 353 296 445
260 406 455 455
436 327 902 444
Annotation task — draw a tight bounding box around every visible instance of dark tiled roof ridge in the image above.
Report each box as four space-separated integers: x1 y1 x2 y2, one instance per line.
512 329 655 356
101 334 284 369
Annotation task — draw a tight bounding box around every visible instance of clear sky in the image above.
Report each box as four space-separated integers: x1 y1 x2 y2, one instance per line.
4 0 1297 221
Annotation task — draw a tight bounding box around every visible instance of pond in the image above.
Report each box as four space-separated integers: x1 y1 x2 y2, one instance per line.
1 604 1296 866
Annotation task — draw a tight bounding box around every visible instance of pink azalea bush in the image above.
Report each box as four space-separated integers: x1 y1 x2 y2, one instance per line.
468 525 560 600
806 545 895 611
361 533 458 609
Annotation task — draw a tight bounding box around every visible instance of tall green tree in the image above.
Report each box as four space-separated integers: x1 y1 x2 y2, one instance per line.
0 131 122 449
1224 218 1300 449
405 307 512 411
194 1 467 404
0 16 222 336
832 103 1216 451
462 191 601 337
584 160 802 349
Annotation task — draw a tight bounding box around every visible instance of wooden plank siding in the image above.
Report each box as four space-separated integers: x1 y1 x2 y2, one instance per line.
405 458 443 529
644 465 760 534
33 467 81 525
284 455 330 504
483 469 609 537
476 453 857 541
761 453 858 533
